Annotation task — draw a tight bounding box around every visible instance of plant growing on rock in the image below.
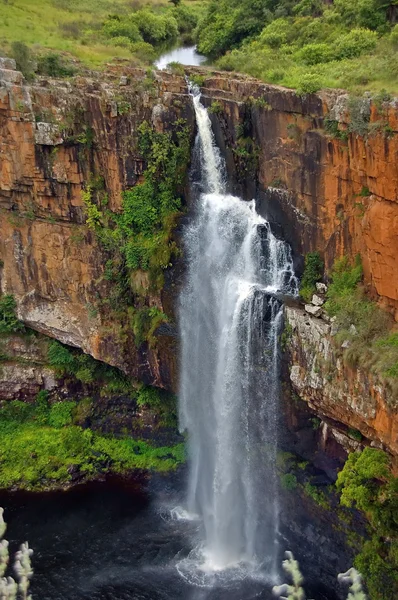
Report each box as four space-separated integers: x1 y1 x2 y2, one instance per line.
0 295 25 334
299 252 324 302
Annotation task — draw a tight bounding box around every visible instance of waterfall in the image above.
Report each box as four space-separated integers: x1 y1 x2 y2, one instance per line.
177 86 298 584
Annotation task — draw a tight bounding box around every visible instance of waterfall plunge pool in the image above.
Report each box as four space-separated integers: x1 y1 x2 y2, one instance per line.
0 475 273 600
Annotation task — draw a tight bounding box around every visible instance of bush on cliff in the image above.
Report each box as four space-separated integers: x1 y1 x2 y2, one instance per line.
299 252 324 302
0 295 25 335
336 448 398 599
324 256 398 400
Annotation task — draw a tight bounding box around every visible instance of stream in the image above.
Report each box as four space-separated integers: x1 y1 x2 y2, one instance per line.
154 45 205 69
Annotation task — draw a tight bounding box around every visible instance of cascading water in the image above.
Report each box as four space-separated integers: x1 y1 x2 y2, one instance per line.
177 86 298 586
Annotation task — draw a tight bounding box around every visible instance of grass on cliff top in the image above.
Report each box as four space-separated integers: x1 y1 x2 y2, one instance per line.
324 256 398 404
0 399 185 491
0 0 207 68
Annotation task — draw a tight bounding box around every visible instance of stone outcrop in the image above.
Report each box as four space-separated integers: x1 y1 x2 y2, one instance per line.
189 69 398 318
285 304 398 458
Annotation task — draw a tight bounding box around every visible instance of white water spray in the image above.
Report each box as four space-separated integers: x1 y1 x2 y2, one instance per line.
178 86 297 584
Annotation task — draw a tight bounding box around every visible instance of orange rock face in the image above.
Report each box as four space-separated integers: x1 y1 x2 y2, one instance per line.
196 71 398 318
0 64 194 390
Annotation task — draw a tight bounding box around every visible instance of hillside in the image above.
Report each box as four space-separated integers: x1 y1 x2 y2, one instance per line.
0 0 206 68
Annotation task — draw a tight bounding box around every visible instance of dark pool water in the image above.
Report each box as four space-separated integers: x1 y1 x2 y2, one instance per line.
0 475 274 600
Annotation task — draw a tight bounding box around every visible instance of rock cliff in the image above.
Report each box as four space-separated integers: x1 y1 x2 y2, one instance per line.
0 62 397 456
191 69 398 318
0 61 195 390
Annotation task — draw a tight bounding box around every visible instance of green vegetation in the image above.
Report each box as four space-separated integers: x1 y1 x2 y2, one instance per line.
281 473 298 490
303 482 329 509
0 397 184 490
337 448 398 600
299 251 324 302
324 256 398 402
197 0 398 94
47 340 133 392
0 295 25 335
82 117 190 348
1 0 205 69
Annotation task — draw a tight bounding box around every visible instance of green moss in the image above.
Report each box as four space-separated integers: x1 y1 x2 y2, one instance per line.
0 398 185 490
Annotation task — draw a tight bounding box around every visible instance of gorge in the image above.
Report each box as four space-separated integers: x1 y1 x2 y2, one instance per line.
0 57 397 600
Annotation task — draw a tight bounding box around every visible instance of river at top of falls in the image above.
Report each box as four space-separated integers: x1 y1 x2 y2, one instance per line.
177 86 298 587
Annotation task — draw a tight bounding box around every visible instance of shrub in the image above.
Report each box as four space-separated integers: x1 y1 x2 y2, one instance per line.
36 52 75 77
296 73 322 95
102 15 142 43
11 41 35 80
260 18 290 49
0 295 25 334
296 43 332 65
334 28 378 61
172 4 198 34
48 401 76 428
336 448 398 599
281 473 298 490
333 0 387 30
299 252 324 302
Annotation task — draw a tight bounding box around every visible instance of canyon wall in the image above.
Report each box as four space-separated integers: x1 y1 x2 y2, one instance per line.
1 61 397 457
0 60 195 390
193 69 398 317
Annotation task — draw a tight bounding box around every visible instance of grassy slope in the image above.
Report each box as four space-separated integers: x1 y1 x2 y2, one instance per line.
0 0 206 67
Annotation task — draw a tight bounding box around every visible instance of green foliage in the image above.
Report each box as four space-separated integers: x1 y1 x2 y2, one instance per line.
324 256 398 397
299 251 324 302
102 10 179 48
47 340 134 391
281 473 298 490
337 448 398 599
324 255 363 315
202 0 398 95
48 401 76 428
209 100 223 114
129 306 168 348
296 73 322 95
136 385 177 427
36 52 75 77
0 404 185 490
0 295 25 334
84 118 190 311
334 28 378 61
11 41 34 80
303 482 329 509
